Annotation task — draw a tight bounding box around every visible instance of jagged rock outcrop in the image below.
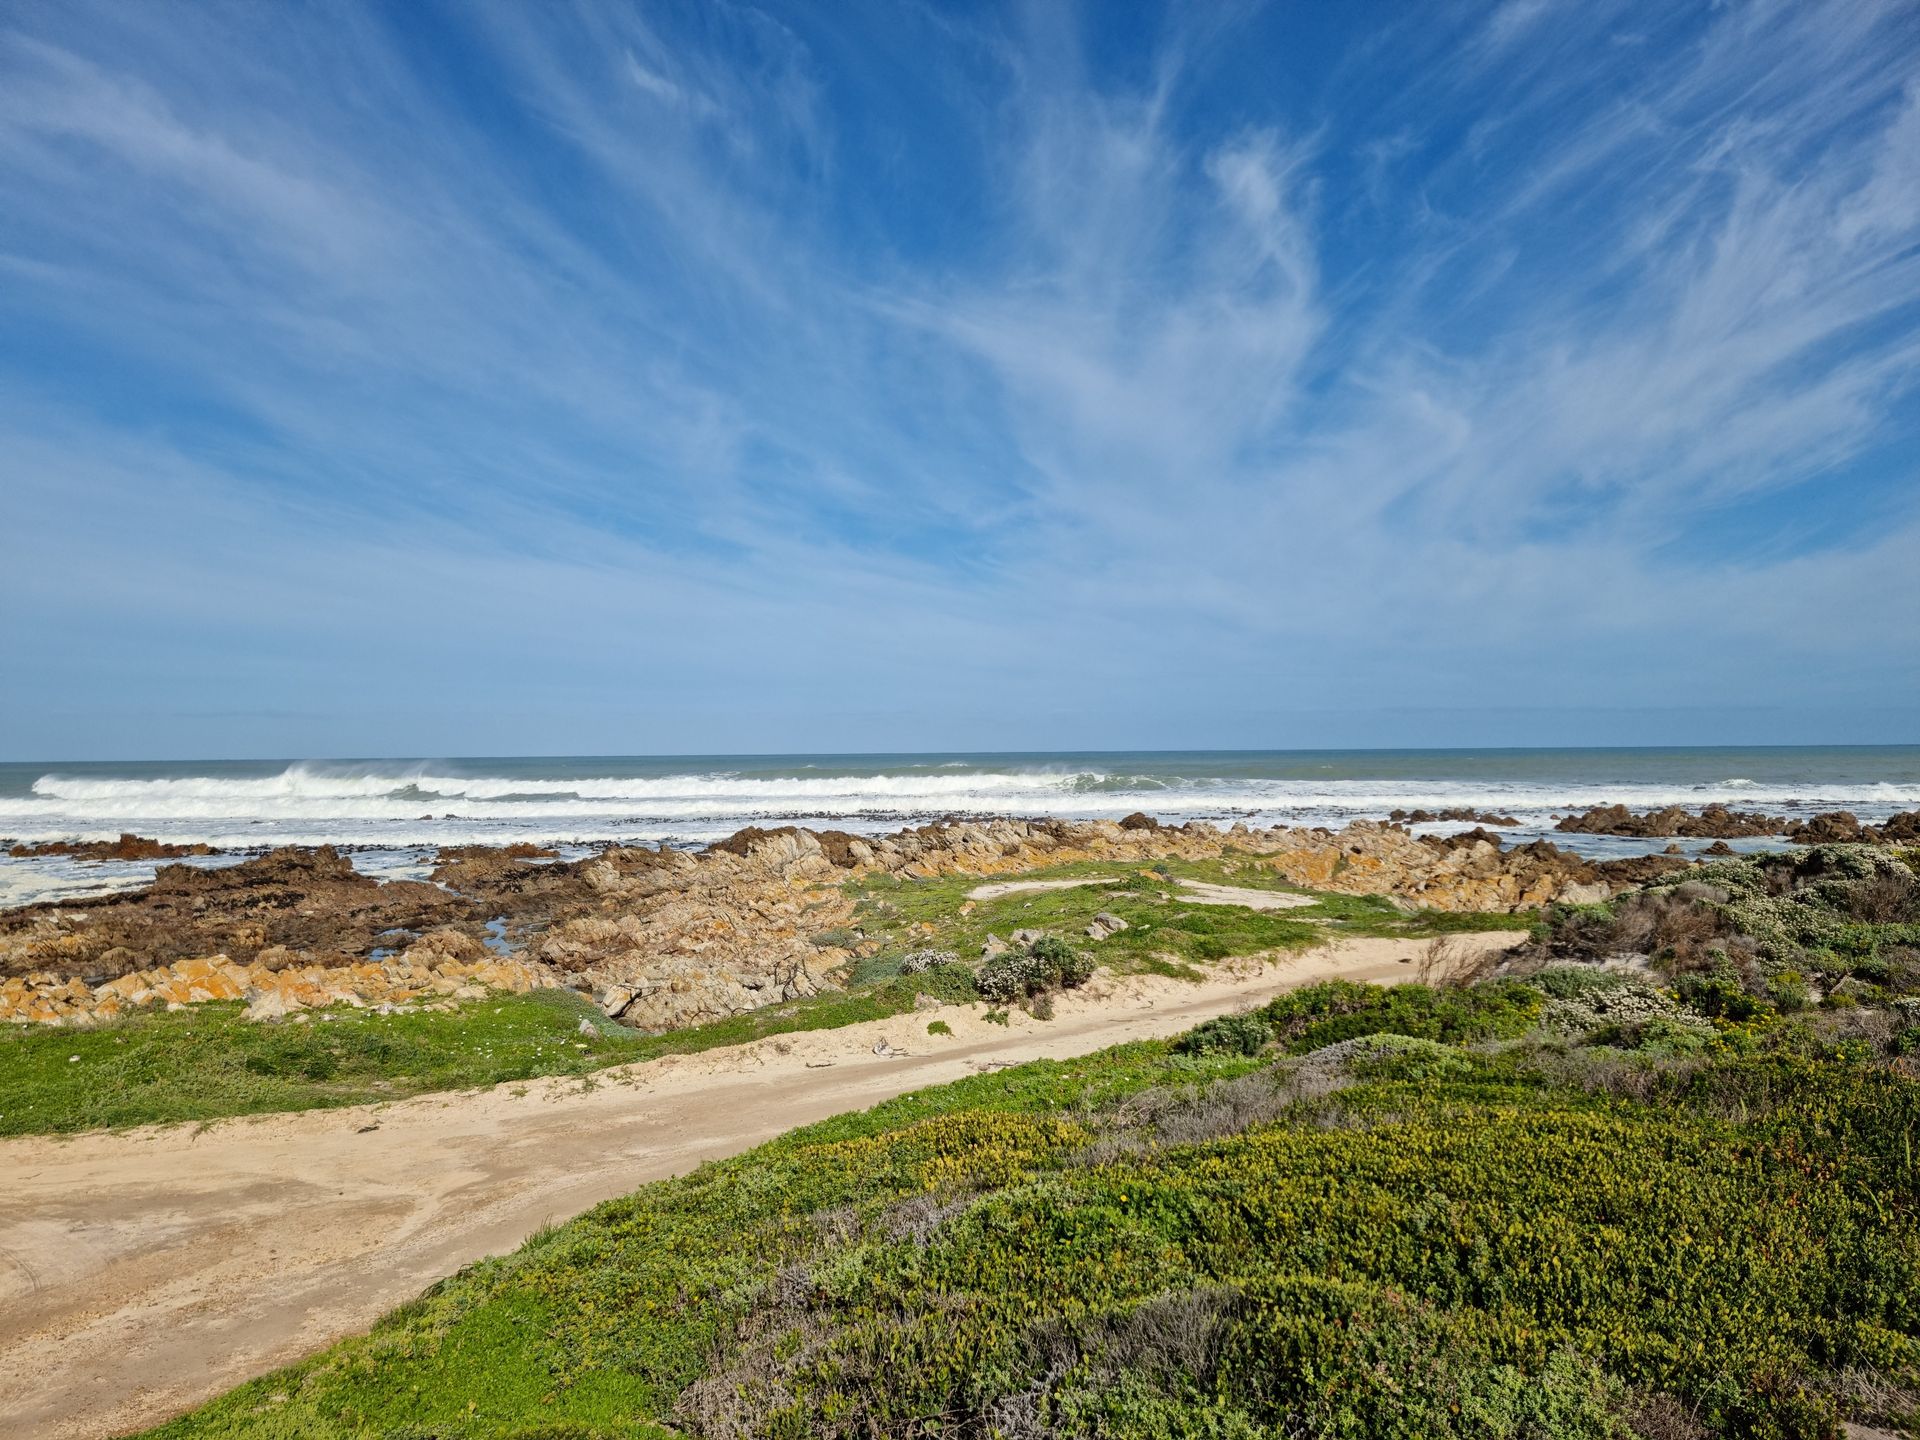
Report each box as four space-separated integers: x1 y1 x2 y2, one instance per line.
0 816 1691 1030
1782 810 1920 844
7 833 218 859
0 927 548 1026
0 845 474 983
1388 808 1520 826
1257 822 1619 910
1552 804 1920 844
827 816 1630 911
1555 804 1786 838
531 833 851 1032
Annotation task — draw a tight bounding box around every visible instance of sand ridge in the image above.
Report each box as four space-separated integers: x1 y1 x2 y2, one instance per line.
0 932 1516 1440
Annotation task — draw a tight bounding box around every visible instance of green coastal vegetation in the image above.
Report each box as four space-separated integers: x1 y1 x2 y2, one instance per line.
0 860 1515 1138
840 854 1533 980
140 845 1920 1438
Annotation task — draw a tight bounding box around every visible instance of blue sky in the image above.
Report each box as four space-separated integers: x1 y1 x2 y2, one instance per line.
2 0 1917 759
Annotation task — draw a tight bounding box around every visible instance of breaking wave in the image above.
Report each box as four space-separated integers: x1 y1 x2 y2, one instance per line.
3 760 1918 852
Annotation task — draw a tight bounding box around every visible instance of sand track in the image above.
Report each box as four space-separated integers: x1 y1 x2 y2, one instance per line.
0 933 1515 1439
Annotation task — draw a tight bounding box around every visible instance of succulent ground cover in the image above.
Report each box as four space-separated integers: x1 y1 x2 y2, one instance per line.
141 847 1920 1440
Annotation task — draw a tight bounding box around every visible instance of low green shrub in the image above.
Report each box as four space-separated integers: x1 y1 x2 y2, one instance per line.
978 934 1094 1005
842 951 903 986
1174 1012 1273 1057
1673 969 1771 1022
1343 1032 1477 1080
1530 964 1638 1000
1260 979 1542 1052
907 961 979 1007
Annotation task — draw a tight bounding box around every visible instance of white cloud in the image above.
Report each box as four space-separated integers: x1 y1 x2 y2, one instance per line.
0 0 1915 754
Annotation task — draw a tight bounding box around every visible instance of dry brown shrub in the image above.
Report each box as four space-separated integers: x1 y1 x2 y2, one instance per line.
1528 1045 1704 1104
1415 934 1500 987
1822 1365 1920 1431
1624 1390 1710 1439
1848 869 1920 925
1081 1069 1334 1165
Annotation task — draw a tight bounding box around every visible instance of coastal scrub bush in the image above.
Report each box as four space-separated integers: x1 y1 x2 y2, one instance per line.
1530 963 1639 1000
842 951 902 986
1527 850 1920 1029
1174 1012 1273 1057
1673 968 1771 1022
899 947 960 974
905 961 979 1007
1259 979 1541 1052
926 1020 952 1037
1342 1032 1476 1080
978 934 1093 1006
1532 970 1695 1040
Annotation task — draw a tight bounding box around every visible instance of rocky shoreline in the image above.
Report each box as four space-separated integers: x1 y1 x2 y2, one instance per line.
0 807 1908 1030
1553 802 1920 842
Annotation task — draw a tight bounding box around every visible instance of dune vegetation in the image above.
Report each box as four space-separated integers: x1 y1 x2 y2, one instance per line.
141 846 1920 1439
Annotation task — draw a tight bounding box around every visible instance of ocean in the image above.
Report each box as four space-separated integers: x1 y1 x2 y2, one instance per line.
3 746 1917 907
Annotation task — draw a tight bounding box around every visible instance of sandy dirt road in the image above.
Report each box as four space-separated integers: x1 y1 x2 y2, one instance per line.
0 933 1514 1439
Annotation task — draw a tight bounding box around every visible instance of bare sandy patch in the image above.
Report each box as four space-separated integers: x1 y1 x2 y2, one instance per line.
1173 880 1319 910
0 932 1517 1440
965 875 1128 899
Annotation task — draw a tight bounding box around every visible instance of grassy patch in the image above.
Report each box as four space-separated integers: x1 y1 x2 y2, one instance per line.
846 853 1532 974
0 989 651 1136
0 968 983 1138
141 988 1920 1440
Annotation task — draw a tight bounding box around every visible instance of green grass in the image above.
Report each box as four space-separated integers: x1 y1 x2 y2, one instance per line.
0 969 980 1138
138 986 1920 1440
845 853 1533 976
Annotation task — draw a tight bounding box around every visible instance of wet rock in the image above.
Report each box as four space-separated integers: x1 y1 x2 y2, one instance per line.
1555 804 1785 839
0 845 477 983
7 834 218 860
1388 808 1521 827
436 842 558 862
1787 812 1867 844
1878 811 1920 842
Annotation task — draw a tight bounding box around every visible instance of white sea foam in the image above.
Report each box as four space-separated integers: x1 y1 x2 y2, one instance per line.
3 763 1917 852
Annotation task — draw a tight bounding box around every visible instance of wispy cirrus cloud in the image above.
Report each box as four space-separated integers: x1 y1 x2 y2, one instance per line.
0 0 1915 757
